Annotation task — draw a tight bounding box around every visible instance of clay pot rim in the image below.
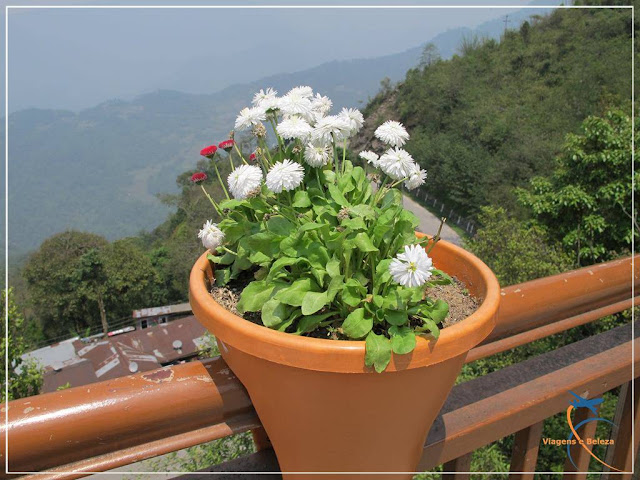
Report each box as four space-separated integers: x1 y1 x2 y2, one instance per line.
189 234 500 373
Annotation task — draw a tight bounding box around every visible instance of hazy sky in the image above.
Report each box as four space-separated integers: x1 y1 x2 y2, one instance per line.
4 0 560 112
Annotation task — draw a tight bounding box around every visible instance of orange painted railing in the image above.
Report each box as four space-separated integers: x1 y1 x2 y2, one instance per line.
1 255 637 479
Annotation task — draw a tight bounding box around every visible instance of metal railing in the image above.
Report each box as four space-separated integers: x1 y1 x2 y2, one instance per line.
409 186 478 236
1 255 637 479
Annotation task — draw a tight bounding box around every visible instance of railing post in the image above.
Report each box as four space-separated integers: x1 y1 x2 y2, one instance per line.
603 378 640 479
564 403 600 478
442 452 472 479
251 427 272 451
509 421 544 479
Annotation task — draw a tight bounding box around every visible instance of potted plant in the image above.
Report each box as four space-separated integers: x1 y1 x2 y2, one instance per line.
189 86 500 479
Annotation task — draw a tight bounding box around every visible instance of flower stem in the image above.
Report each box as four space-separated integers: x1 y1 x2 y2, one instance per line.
427 217 447 254
234 143 249 165
200 185 222 216
213 162 230 200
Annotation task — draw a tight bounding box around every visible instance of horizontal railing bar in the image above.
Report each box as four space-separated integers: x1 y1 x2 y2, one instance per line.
0 357 254 474
467 296 637 363
17 414 259 480
419 322 637 471
487 255 637 342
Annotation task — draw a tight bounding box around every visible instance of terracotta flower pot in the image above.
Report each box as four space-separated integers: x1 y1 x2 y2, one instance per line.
189 236 500 479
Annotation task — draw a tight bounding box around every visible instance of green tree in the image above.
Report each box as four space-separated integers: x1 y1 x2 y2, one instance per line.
1 289 43 401
466 206 572 286
517 109 635 266
23 231 108 339
23 231 165 340
418 43 441 69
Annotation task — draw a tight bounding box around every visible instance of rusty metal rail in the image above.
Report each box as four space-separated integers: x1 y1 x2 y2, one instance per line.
1 255 637 478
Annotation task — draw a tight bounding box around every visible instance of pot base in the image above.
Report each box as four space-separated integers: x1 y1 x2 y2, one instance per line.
220 340 466 479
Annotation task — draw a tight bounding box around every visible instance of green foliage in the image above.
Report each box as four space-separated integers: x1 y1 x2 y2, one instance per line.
466 206 572 286
375 7 631 217
149 432 256 472
23 231 165 340
1 289 43 401
517 109 635 266
212 156 449 372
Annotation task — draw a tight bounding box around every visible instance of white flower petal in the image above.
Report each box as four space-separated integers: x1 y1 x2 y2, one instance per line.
389 244 434 287
266 159 305 193
374 120 410 147
227 165 263 199
198 220 225 251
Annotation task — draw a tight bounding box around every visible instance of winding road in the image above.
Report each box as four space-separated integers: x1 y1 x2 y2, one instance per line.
403 196 462 246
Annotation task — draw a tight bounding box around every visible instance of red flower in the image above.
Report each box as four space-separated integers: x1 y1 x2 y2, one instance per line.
249 152 257 161
218 139 235 152
200 145 218 158
191 172 208 184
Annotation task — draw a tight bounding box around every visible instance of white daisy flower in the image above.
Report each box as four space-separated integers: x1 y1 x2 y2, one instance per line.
198 220 225 251
339 108 364 135
252 87 279 112
304 141 332 168
227 164 264 199
389 244 434 288
374 120 410 147
235 107 267 131
266 159 305 193
311 115 352 144
377 148 416 180
404 164 427 190
311 93 333 117
277 116 313 141
286 86 314 99
279 90 314 120
359 150 379 167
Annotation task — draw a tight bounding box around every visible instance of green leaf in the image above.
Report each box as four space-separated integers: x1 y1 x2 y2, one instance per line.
327 275 344 302
386 310 409 326
301 291 329 315
237 280 275 313
275 278 315 306
267 216 295 236
292 190 312 208
342 308 373 339
375 259 392 285
349 204 376 219
429 269 454 286
354 232 379 253
299 222 324 232
328 184 350 207
261 299 290 328
389 326 416 354
323 170 336 185
416 318 440 339
365 332 392 373
214 268 231 286
429 299 450 323
326 257 341 278
296 312 335 334
208 252 235 265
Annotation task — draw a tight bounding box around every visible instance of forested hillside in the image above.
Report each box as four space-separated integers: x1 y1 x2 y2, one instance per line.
357 5 633 217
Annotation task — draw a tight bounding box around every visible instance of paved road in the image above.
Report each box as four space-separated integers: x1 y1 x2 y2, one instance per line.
403 195 462 246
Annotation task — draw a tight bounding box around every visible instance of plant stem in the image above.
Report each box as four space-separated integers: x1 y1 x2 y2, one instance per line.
200 185 222 216
212 162 230 200
427 217 447 254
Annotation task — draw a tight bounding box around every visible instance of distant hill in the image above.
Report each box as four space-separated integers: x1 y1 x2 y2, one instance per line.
4 6 546 257
355 5 633 217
